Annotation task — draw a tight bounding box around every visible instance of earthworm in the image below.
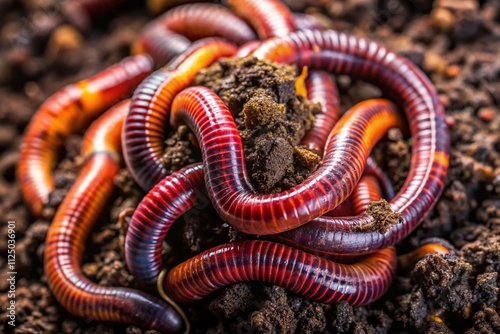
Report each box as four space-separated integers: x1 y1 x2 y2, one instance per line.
250 29 449 249
224 0 296 39
161 240 396 306
274 174 382 261
170 87 404 235
134 4 256 65
125 94 401 282
158 172 393 304
45 100 187 333
351 175 383 215
398 239 453 270
125 163 204 284
123 38 236 191
236 41 262 57
17 54 153 217
67 0 127 18
300 70 339 155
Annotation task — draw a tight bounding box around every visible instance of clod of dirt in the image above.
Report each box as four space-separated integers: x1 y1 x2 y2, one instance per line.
162 124 200 176
363 199 402 233
196 56 320 193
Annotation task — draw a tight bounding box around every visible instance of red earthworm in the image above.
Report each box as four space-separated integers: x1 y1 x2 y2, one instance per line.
364 156 395 200
236 41 262 57
250 29 449 248
17 55 153 217
45 100 187 333
170 87 405 235
125 94 402 282
273 174 382 261
133 4 256 65
299 69 394 199
300 70 339 155
123 38 236 191
224 0 296 39
398 240 452 270
351 175 383 215
160 241 396 306
125 163 204 284
66 0 127 18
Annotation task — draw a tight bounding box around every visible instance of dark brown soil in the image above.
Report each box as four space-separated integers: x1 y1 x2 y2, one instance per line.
1 0 499 334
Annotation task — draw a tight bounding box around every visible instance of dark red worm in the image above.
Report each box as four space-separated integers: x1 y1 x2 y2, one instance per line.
224 0 296 39
17 55 153 217
300 70 339 155
301 69 394 199
158 164 393 304
125 92 402 283
249 29 449 253
125 163 204 284
125 163 396 306
169 87 404 235
123 38 236 191
398 238 454 270
45 100 187 333
161 240 396 306
134 3 256 65
273 173 385 263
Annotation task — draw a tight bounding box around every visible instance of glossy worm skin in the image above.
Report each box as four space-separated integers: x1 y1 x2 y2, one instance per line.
274 174 383 261
224 0 296 39
170 87 404 235
250 29 449 250
17 55 153 217
45 100 185 333
125 95 401 283
398 240 452 270
300 70 394 199
300 70 339 155
125 164 204 284
124 38 236 191
162 241 396 306
134 4 255 65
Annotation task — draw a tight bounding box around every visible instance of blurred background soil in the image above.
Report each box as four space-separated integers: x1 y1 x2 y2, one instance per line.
0 0 499 333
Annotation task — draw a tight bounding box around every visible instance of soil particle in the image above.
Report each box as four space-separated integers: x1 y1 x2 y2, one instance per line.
196 56 320 193
363 199 402 233
413 254 473 317
162 124 200 175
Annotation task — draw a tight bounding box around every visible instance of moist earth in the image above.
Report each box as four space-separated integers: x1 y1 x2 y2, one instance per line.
1 0 500 333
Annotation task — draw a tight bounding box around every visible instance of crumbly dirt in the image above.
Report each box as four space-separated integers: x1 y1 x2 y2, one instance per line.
195 56 321 193
1 0 500 334
364 199 403 233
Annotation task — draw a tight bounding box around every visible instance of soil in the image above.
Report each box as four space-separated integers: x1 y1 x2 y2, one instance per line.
1 0 500 334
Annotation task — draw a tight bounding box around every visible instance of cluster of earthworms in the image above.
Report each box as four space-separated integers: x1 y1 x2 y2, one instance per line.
17 0 451 333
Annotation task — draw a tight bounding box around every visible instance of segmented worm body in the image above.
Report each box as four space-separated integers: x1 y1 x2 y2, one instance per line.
249 30 449 247
17 55 153 217
124 39 236 190
300 70 339 155
134 4 255 65
162 241 396 306
17 0 451 330
170 87 404 235
125 164 204 284
225 0 296 38
45 100 185 333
